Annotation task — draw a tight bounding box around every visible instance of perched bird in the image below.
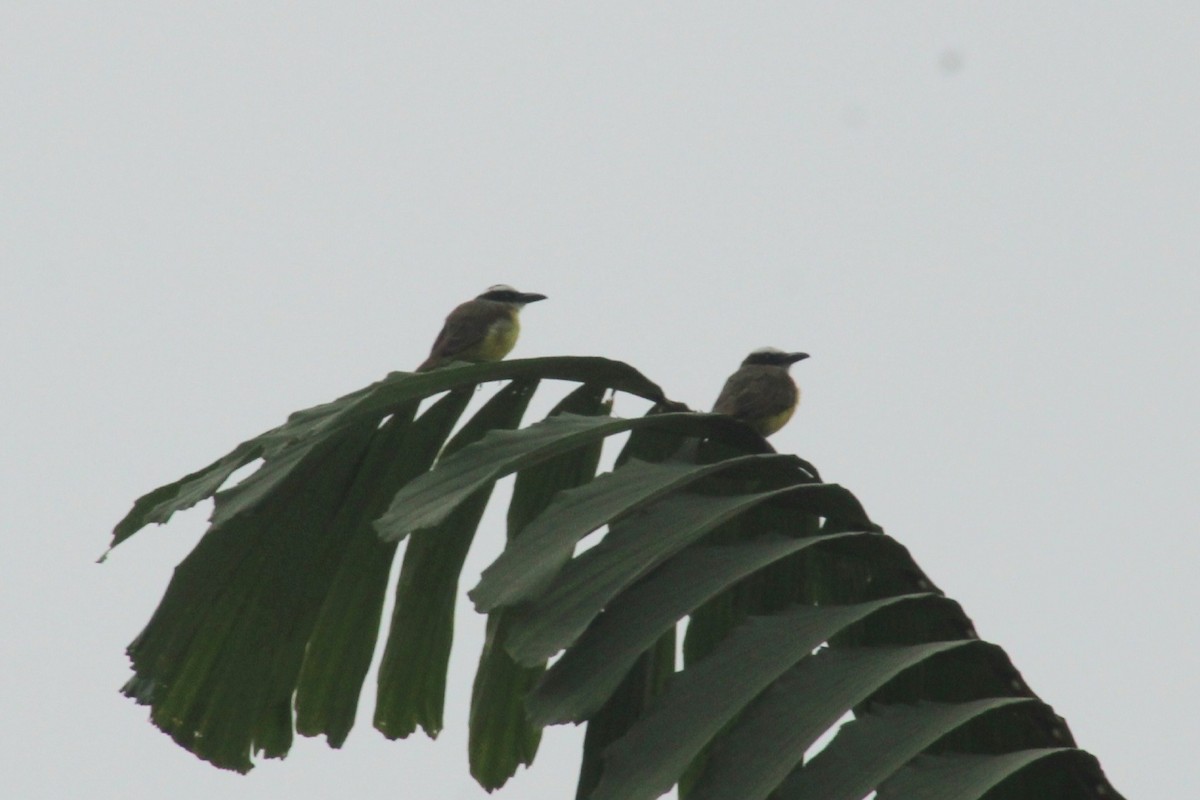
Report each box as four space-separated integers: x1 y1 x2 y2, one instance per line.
712 347 810 437
417 285 547 371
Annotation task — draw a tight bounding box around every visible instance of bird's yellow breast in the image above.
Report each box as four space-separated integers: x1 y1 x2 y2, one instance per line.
754 402 797 437
474 314 520 361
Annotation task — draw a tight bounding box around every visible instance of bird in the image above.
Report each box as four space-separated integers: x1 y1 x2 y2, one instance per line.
712 347 810 437
416 284 548 371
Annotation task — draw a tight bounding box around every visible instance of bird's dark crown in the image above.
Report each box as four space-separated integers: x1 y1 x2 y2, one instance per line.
476 285 546 304
741 348 810 367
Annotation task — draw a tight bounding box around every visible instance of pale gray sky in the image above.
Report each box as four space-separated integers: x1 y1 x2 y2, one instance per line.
4 4 1197 798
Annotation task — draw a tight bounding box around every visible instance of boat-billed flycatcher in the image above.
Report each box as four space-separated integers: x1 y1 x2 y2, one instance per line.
416 284 547 371
712 348 810 437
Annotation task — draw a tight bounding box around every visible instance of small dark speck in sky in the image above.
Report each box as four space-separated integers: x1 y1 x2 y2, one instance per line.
939 49 965 75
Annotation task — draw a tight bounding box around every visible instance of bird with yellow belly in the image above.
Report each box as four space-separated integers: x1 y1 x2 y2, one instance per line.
712 347 810 437
417 285 547 372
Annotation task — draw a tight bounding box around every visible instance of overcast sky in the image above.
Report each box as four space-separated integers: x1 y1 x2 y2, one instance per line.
4 4 1197 798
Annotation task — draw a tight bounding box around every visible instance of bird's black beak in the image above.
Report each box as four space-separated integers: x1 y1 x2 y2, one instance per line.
519 292 548 303
786 352 810 364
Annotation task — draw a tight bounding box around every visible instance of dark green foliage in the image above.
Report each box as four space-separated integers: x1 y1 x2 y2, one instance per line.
590 598 938 800
109 358 665 554
109 357 1124 798
876 748 1107 800
122 419 383 769
526 533 865 727
775 698 1030 800
292 400 437 747
468 383 612 790
471 454 800 613
575 629 677 800
373 380 537 741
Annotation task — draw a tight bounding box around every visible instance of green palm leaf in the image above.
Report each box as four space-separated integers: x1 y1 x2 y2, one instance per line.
107 356 1125 799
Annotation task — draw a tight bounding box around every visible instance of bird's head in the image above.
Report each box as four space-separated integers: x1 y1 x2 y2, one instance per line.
477 284 548 306
741 347 810 369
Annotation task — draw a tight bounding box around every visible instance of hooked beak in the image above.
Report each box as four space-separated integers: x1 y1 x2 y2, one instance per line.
518 292 548 304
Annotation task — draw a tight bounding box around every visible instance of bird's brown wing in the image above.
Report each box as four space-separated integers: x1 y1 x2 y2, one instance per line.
713 367 797 421
417 302 481 371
